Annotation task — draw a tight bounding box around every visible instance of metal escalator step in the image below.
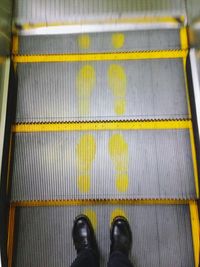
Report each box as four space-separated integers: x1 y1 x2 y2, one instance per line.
14 0 186 26
18 29 182 55
11 129 196 201
12 204 194 267
16 58 189 123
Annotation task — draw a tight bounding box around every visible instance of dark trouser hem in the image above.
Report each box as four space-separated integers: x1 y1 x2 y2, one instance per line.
108 251 134 267
71 250 134 267
70 249 100 267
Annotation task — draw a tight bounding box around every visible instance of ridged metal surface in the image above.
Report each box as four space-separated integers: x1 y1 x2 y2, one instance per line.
16 59 188 123
13 205 194 267
11 129 196 201
18 29 181 55
14 0 186 25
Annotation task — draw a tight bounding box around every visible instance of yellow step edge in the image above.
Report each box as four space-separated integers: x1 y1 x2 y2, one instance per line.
11 199 191 207
189 201 200 267
12 120 192 133
12 50 187 63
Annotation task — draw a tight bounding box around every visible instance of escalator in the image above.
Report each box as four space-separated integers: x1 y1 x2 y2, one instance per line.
2 1 200 266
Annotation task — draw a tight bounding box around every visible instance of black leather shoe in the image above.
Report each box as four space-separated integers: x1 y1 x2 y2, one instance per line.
72 214 99 255
110 216 132 256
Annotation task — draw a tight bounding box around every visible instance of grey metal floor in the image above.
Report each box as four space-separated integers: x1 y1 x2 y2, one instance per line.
11 129 196 201
12 205 194 267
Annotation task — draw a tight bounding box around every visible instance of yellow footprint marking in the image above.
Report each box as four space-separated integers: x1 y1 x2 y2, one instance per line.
78 34 91 50
108 64 127 115
76 65 96 116
76 134 96 193
109 134 129 192
83 209 97 230
110 208 127 225
112 33 125 49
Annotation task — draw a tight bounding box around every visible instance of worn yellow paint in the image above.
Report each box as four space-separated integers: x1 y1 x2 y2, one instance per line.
78 34 91 50
110 208 127 224
12 35 19 54
189 128 199 198
0 56 6 64
109 134 129 192
11 199 190 207
180 27 188 50
76 134 96 193
108 64 127 115
7 206 15 267
12 120 192 133
189 201 199 267
112 33 125 49
76 65 96 116
12 50 187 63
83 208 97 230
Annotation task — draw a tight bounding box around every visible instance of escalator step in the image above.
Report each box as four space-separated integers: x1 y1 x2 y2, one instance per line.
12 204 194 267
17 29 182 55
15 58 189 123
11 129 196 201
14 0 186 26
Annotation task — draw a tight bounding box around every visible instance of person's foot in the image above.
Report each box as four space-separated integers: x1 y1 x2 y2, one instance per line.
110 216 132 256
72 214 99 255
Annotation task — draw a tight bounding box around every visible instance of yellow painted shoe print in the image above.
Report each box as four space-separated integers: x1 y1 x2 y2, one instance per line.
109 133 129 192
108 64 127 116
76 65 96 116
76 134 96 193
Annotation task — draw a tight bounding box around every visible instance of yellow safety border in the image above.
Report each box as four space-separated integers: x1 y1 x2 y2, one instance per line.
12 35 19 55
7 206 15 267
10 199 190 207
12 50 187 63
189 201 200 267
180 27 188 50
12 120 192 133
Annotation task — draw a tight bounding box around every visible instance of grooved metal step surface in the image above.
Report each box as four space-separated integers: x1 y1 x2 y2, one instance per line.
14 0 186 25
16 58 188 123
12 205 194 267
18 29 181 55
11 129 196 201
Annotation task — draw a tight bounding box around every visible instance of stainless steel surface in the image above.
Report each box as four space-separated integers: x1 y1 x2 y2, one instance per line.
11 129 196 201
16 59 189 123
190 49 200 144
18 29 181 55
0 59 10 176
14 0 186 26
0 0 12 56
13 205 194 267
18 23 182 36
